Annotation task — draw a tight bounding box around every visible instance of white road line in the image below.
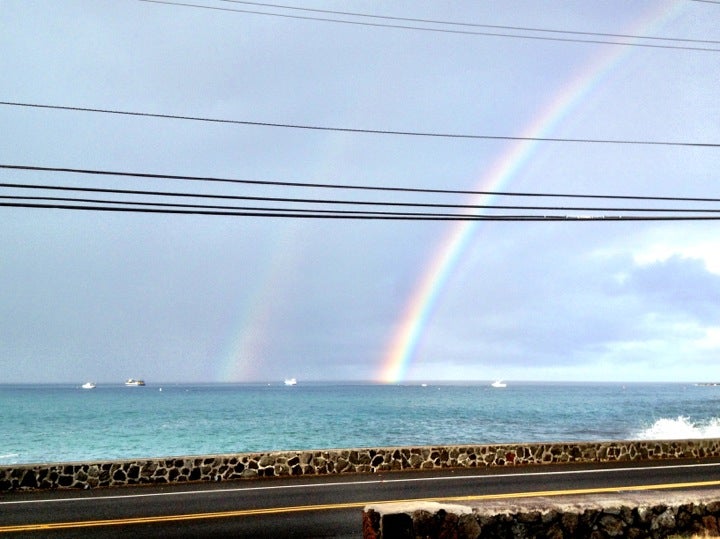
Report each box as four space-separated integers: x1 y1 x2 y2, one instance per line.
2 461 719 505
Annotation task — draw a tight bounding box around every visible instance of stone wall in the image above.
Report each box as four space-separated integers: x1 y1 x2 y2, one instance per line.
2 438 720 491
363 492 720 538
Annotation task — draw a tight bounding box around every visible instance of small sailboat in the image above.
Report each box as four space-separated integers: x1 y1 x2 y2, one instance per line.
491 380 507 388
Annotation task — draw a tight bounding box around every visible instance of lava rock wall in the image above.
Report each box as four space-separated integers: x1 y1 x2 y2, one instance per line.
2 439 719 491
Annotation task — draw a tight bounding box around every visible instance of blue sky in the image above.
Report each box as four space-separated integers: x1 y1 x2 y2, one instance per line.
1 0 720 383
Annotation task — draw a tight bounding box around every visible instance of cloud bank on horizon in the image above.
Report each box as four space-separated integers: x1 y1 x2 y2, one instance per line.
1 0 719 384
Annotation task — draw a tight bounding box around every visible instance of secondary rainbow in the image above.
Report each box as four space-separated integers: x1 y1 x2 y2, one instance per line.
376 1 683 383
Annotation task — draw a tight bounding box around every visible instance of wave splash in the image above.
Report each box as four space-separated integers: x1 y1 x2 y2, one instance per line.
0 453 20 464
635 416 720 440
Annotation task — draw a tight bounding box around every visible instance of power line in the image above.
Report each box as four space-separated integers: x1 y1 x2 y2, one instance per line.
0 200 477 219
5 167 720 220
23 193 682 220
2 102 718 148
139 0 720 52
219 0 720 47
4 199 720 221
4 180 720 215
5 164 720 203
0 195 491 218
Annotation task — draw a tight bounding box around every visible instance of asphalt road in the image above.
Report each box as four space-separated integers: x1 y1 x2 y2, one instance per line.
3 459 720 538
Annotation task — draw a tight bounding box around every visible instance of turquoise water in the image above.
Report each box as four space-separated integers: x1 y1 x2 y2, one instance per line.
2 382 720 465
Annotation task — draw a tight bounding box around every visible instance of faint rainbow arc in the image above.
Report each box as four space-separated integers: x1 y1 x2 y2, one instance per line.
376 1 683 383
215 265 277 382
216 228 301 382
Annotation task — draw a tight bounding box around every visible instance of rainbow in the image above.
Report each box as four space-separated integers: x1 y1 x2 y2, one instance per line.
215 133 366 382
214 258 278 381
376 1 683 383
215 228 302 381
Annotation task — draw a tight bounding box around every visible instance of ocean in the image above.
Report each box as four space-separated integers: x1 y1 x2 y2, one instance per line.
2 382 720 466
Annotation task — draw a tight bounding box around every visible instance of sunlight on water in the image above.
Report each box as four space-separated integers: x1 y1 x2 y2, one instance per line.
636 416 720 440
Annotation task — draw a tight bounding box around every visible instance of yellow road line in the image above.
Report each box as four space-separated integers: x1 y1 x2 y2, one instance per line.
2 480 720 533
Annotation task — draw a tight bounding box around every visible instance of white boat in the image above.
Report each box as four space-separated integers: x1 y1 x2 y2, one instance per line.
125 378 146 386
81 382 96 389
491 380 507 388
284 378 297 386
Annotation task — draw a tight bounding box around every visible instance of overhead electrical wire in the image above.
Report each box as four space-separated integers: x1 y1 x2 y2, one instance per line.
1 7 714 219
0 195 493 219
217 0 720 47
2 102 718 148
139 0 720 52
5 179 720 213
3 165 720 220
3 199 720 221
4 164 720 203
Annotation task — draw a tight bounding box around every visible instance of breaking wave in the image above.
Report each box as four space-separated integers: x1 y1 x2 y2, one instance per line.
0 453 20 464
635 416 720 440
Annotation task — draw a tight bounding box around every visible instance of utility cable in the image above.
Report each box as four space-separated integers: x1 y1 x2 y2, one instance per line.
0 195 496 218
139 0 720 52
3 199 720 221
219 0 720 47
4 181 720 214
4 164 720 203
2 102 718 148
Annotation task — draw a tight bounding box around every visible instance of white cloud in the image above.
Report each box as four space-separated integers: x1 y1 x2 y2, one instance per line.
633 241 720 275
695 326 720 351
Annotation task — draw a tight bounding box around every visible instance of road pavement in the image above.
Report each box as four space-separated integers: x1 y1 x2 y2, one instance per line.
2 458 720 537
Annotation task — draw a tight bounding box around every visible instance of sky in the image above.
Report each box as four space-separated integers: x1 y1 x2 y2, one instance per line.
1 0 720 384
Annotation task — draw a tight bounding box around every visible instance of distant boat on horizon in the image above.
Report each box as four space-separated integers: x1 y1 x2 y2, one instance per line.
125 378 146 386
284 378 297 386
491 380 507 388
81 382 96 389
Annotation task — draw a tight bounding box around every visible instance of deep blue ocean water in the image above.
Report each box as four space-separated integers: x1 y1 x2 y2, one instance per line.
2 382 720 465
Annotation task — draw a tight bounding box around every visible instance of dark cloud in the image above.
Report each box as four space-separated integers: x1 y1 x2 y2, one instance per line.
620 256 720 322
2 2 719 382
412 229 720 377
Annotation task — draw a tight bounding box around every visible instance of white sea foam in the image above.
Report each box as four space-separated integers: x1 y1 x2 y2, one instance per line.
635 416 720 440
